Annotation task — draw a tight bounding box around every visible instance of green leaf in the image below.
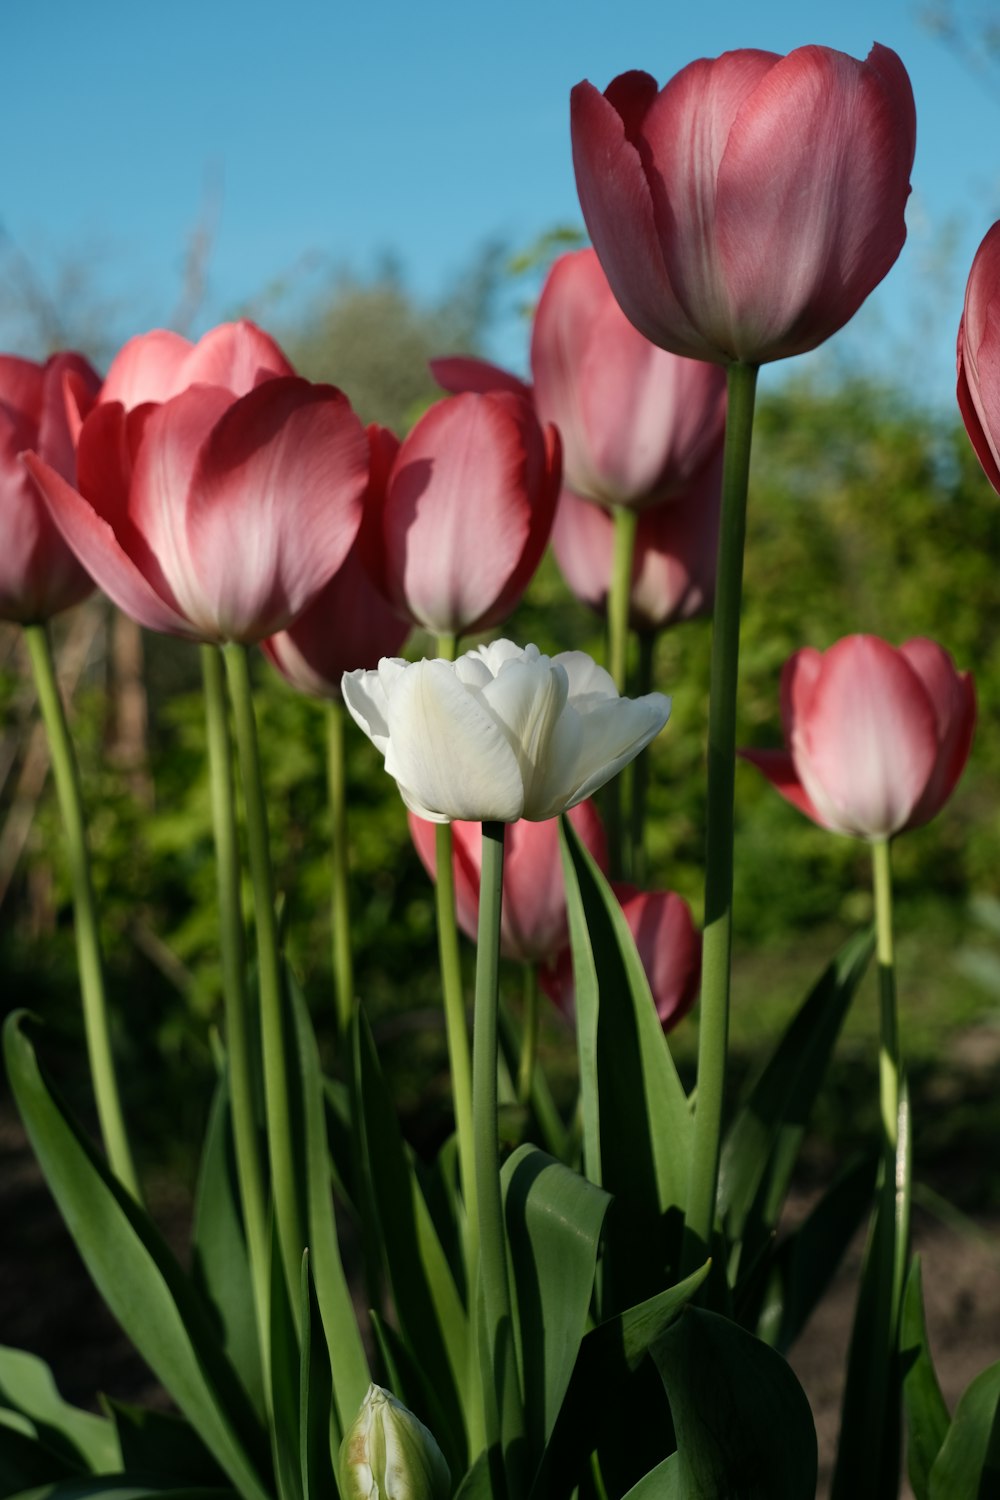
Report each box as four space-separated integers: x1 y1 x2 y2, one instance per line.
0 1419 82 1498
719 929 874 1268
0 1349 119 1475
3 1014 271 1500
558 819 691 1304
3 1485 234 1500
270 1224 303 1500
287 975 369 1436
901 1257 950 1499
349 1010 468 1466
298 1253 336 1500
190 1079 265 1418
651 1307 817 1499
104 1407 224 1490
929 1359 1000 1499
501 1146 611 1465
621 1455 680 1499
452 1453 491 1500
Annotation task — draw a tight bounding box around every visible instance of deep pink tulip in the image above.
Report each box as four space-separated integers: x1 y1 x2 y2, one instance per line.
541 883 701 1033
263 426 410 696
0 352 101 622
571 45 915 365
740 635 976 840
551 452 721 633
434 251 725 510
958 220 1000 493
25 376 370 645
408 801 608 965
363 391 561 637
97 319 295 410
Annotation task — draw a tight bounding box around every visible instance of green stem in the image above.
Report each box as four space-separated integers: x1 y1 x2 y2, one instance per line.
24 621 140 1200
327 700 354 1036
223 642 304 1320
606 506 638 880
200 644 269 1362
517 963 539 1109
475 821 524 1498
435 823 478 1243
683 361 759 1271
629 632 656 888
872 836 909 1320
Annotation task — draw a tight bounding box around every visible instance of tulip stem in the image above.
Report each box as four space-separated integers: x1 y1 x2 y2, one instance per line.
517 963 539 1109
629 632 656 888
684 360 759 1272
327 699 354 1037
872 835 909 1331
606 506 638 879
435 823 478 1249
475 821 524 1499
200 644 270 1365
223 642 304 1324
23 620 141 1202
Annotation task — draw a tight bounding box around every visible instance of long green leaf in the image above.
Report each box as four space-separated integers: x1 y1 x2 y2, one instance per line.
719 929 874 1266
929 1359 1000 1499
0 1420 82 1498
900 1257 950 1499
0 1350 118 1475
621 1455 680 1499
270 1224 303 1500
3 1015 271 1500
651 1307 817 1499
298 1253 336 1500
190 1080 265 1418
501 1146 611 1465
287 976 369 1436
104 1407 224 1489
558 819 692 1305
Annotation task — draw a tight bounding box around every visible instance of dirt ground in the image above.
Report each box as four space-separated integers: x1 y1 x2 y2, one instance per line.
2 1105 998 1499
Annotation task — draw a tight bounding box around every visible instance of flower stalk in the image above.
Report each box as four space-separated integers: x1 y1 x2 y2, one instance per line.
327 698 354 1036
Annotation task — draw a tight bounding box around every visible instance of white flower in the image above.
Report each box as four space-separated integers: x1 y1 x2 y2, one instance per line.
342 640 671 823
339 1384 450 1500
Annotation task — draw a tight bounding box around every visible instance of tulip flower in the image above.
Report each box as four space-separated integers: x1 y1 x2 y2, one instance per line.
340 1385 450 1500
434 248 725 509
409 799 608 964
570 44 915 366
361 391 560 639
97 318 295 410
25 375 369 644
263 426 410 696
740 635 975 840
958 220 1000 493
0 352 101 622
343 639 670 823
551 454 721 633
542 883 701 1033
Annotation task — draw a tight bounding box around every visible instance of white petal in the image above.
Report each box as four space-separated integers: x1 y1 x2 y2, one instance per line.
475 638 541 675
342 668 392 755
478 656 570 806
384 659 525 821
453 652 494 689
528 692 671 819
554 650 619 708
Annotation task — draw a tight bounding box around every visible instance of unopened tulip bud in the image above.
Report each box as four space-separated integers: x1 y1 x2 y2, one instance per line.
339 1384 450 1500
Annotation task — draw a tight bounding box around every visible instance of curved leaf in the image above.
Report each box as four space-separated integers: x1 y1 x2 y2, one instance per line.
929 1359 1000 1500
0 1350 118 1475
901 1257 950 1499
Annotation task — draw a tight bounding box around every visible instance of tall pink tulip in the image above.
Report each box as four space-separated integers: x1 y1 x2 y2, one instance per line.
408 801 608 965
958 220 1000 492
363 391 560 639
0 352 101 621
551 454 721 633
571 45 915 365
741 635 975 840
263 426 410 696
25 327 369 645
542 883 701 1033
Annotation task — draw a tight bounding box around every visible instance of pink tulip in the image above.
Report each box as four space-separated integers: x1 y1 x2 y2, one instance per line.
362 391 561 637
740 635 976 840
97 319 295 410
434 250 725 510
408 801 608 965
541 883 701 1033
551 453 721 633
571 45 915 365
263 425 410 695
0 352 101 622
25 374 370 645
958 220 1000 493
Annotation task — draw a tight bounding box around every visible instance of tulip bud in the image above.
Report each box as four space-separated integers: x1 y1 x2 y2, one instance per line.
339 1384 450 1500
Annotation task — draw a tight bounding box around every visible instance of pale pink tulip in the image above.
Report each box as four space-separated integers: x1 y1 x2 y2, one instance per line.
958 220 1000 493
741 635 975 840
263 426 410 695
571 45 915 365
97 320 294 410
362 392 560 638
551 453 721 633
409 800 608 964
0 352 101 621
542 883 701 1033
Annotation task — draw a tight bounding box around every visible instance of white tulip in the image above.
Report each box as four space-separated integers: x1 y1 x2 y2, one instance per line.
339 1384 450 1500
342 640 671 823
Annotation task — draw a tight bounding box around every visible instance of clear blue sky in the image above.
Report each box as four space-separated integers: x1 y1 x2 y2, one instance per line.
4 0 998 409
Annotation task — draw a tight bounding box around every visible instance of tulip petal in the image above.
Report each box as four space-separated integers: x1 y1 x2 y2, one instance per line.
99 330 195 408
477 654 570 809
552 650 619 708
430 357 532 401
178 320 295 392
958 223 1000 493
341 658 409 756
382 660 525 823
899 639 976 827
737 748 828 827
530 691 670 820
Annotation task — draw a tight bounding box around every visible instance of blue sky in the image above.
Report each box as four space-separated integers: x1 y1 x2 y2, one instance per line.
4 0 998 409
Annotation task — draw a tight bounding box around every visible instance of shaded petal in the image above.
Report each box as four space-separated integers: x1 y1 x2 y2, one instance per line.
430 356 532 401
178 319 295 392
958 223 1000 493
529 692 670 819
737 748 829 828
899 638 976 827
341 658 408 756
383 660 525 822
477 656 570 810
408 813 481 945
99 330 195 408
553 650 619 708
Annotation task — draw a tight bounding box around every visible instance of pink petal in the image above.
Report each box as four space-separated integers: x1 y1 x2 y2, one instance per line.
99 330 195 408
958 223 1000 494
177 319 296 393
737 748 828 829
615 886 701 1031
430 356 531 401
898 639 976 827
408 813 481 945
